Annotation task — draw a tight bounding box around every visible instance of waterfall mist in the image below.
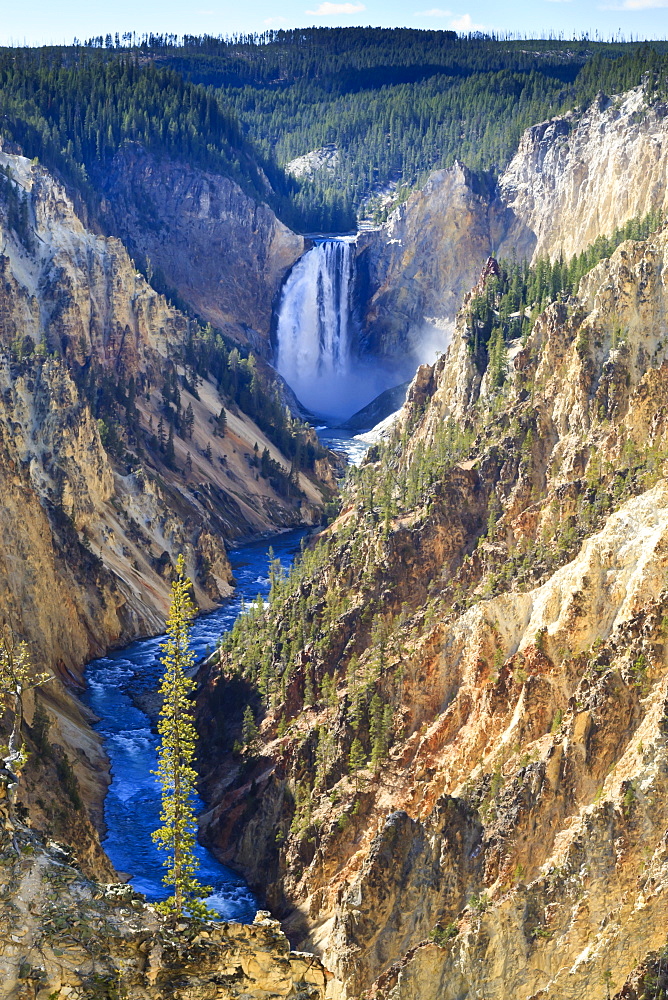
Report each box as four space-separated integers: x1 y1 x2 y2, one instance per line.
275 238 396 420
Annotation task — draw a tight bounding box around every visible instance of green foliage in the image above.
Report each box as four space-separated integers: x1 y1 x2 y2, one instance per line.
242 704 259 746
348 737 366 793
468 890 490 913
369 695 393 767
3 35 668 231
0 627 51 783
0 48 275 215
65 319 319 477
204 31 668 225
430 922 459 946
622 781 636 816
30 702 52 758
152 554 211 918
0 165 34 253
466 206 665 379
55 752 83 811
289 780 313 840
639 947 668 1000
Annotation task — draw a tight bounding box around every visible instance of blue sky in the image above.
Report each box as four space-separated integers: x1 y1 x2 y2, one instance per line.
1 0 666 46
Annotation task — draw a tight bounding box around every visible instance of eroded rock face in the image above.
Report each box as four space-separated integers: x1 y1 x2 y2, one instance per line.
0 147 327 663
498 88 668 262
361 88 668 360
198 226 668 998
357 164 494 361
100 145 306 352
0 147 330 870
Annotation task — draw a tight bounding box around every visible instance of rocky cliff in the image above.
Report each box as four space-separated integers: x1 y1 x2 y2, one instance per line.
197 222 668 997
100 145 306 353
0 771 330 1000
356 165 494 360
498 87 668 262
0 145 328 661
360 87 668 362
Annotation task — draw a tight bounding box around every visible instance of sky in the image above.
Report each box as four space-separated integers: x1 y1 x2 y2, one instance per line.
0 0 666 46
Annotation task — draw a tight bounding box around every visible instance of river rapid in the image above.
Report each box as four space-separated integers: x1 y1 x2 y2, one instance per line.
83 421 369 922
83 528 309 922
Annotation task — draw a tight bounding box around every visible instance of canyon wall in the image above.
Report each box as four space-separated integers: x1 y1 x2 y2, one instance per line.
498 87 668 262
0 146 332 870
356 164 494 359
360 87 668 362
198 222 668 998
0 146 325 667
100 144 306 353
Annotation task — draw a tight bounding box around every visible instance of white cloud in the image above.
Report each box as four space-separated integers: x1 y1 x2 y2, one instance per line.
600 0 668 6
414 7 453 14
305 1 365 13
264 14 289 23
450 12 486 30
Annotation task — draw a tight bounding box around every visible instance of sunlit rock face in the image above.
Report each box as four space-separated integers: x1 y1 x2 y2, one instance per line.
497 87 668 262
357 163 493 364
0 777 329 1000
197 223 668 998
358 87 668 364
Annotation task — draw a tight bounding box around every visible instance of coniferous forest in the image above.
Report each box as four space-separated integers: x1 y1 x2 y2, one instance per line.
2 31 668 231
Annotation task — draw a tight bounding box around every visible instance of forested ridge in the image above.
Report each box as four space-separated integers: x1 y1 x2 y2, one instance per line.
1 31 668 231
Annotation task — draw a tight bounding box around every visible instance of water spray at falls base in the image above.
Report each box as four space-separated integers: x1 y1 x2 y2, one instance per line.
275 238 396 421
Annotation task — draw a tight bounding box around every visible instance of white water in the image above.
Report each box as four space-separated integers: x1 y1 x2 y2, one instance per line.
276 237 399 420
83 529 309 921
275 238 355 418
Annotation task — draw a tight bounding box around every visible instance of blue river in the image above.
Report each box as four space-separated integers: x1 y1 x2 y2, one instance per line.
83 527 309 922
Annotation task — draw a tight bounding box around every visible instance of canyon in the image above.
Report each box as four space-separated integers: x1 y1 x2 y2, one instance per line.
195 94 668 999
0 140 335 894
1 56 668 1000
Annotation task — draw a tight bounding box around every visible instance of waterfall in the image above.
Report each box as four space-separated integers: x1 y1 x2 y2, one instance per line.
275 238 356 419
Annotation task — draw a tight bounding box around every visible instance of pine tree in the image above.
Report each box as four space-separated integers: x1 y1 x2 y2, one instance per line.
369 694 392 768
0 627 50 802
152 556 211 918
165 424 176 468
242 705 259 746
215 407 226 437
349 737 366 793
184 402 195 439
